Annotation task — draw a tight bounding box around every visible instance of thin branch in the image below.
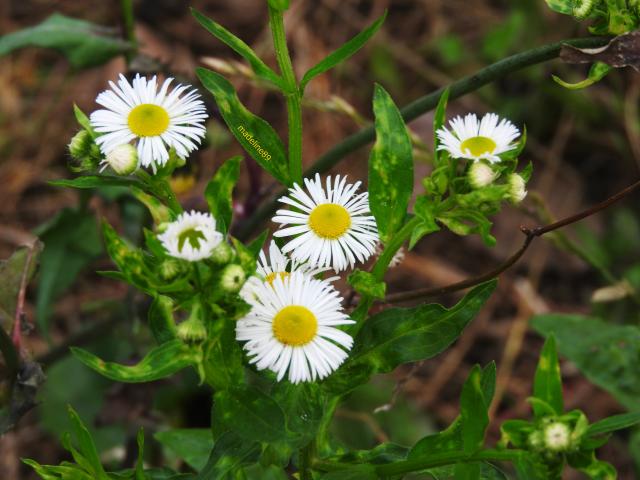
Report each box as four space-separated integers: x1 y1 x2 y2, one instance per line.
235 36 610 240
10 243 37 352
384 178 640 303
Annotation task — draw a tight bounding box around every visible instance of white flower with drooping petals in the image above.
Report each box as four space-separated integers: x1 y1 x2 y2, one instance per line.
437 113 520 163
158 211 222 262
236 271 353 384
272 174 379 272
90 74 208 172
507 173 527 203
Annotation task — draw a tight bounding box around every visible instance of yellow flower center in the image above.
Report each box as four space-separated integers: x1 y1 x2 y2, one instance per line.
460 136 497 157
308 203 351 239
178 228 206 252
272 305 318 346
265 271 290 286
128 104 170 137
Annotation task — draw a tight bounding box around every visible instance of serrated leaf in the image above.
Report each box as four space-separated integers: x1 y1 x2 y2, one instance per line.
0 14 131 68
191 9 283 88
71 339 200 383
325 281 496 393
205 156 242 235
533 335 564 418
300 12 386 92
368 84 413 244
196 68 289 185
348 269 386 299
214 386 286 443
460 365 489 454
155 429 214 471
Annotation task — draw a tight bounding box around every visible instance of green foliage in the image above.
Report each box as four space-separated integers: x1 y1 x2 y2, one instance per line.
325 281 496 393
300 12 386 93
196 68 289 185
368 84 414 244
553 62 613 90
0 242 42 330
155 429 214 471
195 432 260 479
347 269 386 299
205 156 242 235
267 0 291 11
191 9 283 88
460 365 490 454
71 339 201 383
0 14 131 68
533 336 564 418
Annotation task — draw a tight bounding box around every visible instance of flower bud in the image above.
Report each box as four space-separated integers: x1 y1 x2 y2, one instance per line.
573 0 595 19
220 264 246 293
177 304 207 343
68 130 93 159
102 144 138 175
159 258 186 281
543 422 571 452
468 162 497 189
507 174 527 203
211 242 233 265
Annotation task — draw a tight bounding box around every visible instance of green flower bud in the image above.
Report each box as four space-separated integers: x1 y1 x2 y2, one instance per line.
159 258 185 281
68 130 93 159
211 242 233 265
468 161 497 189
543 422 571 452
220 264 246 293
177 304 207 343
527 430 544 451
102 144 138 175
507 174 527 203
573 0 595 19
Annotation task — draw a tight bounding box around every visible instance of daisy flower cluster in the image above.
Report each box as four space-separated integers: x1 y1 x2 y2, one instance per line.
236 174 381 384
88 73 208 174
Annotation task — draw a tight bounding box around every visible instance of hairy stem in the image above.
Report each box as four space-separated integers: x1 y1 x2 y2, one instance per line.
268 6 303 185
235 35 609 240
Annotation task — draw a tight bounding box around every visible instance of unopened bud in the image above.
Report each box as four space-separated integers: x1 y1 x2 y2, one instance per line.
102 144 138 175
468 162 497 189
211 242 233 265
177 304 207 343
220 264 246 293
507 174 527 203
543 422 571 452
68 130 93 159
159 259 185 281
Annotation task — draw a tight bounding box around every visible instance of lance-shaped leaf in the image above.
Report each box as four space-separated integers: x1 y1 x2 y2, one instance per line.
325 281 496 393
71 339 200 383
49 175 146 191
368 84 413 244
586 412 640 437
533 335 564 418
460 365 490 454
66 406 108 479
214 386 287 443
300 12 386 93
433 88 450 165
205 156 242 235
191 9 283 88
197 68 289 185
0 14 132 68
553 61 612 90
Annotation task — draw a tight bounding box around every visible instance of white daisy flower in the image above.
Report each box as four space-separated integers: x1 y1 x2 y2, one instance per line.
258 240 332 283
272 174 379 272
158 211 223 262
437 113 520 163
90 74 208 172
236 271 354 383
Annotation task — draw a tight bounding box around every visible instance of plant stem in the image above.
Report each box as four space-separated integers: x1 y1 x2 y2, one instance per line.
299 441 314 480
121 0 137 64
235 35 609 240
268 6 303 185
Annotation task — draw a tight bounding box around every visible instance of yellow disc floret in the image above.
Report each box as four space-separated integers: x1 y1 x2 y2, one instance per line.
128 104 170 137
460 136 497 157
265 271 290 286
272 305 318 346
308 203 351 239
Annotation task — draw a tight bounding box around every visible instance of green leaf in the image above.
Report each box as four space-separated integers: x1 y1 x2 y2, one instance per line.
131 187 171 225
246 230 269 258
49 176 144 190
531 314 640 410
0 13 131 68
205 156 242 235
191 9 283 88
481 362 497 406
135 429 145 480
460 365 489 454
368 84 413 244
319 465 377 480
194 431 260 480
196 68 289 185
433 88 450 165
300 12 386 92
214 386 286 443
325 281 496 393
71 339 200 383
409 418 463 459
437 209 496 247
455 463 482 480
348 269 386 299
202 319 244 390
73 104 95 136
410 197 441 249
567 450 617 480
553 62 612 90
148 295 177 344
271 382 325 448
267 0 291 11
533 335 564 418
586 412 640 437
155 429 214 471
544 0 573 14
66 406 108 479
35 208 103 333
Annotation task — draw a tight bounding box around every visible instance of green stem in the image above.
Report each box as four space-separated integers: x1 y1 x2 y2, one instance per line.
120 0 137 64
236 35 609 240
268 6 303 185
299 442 314 480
